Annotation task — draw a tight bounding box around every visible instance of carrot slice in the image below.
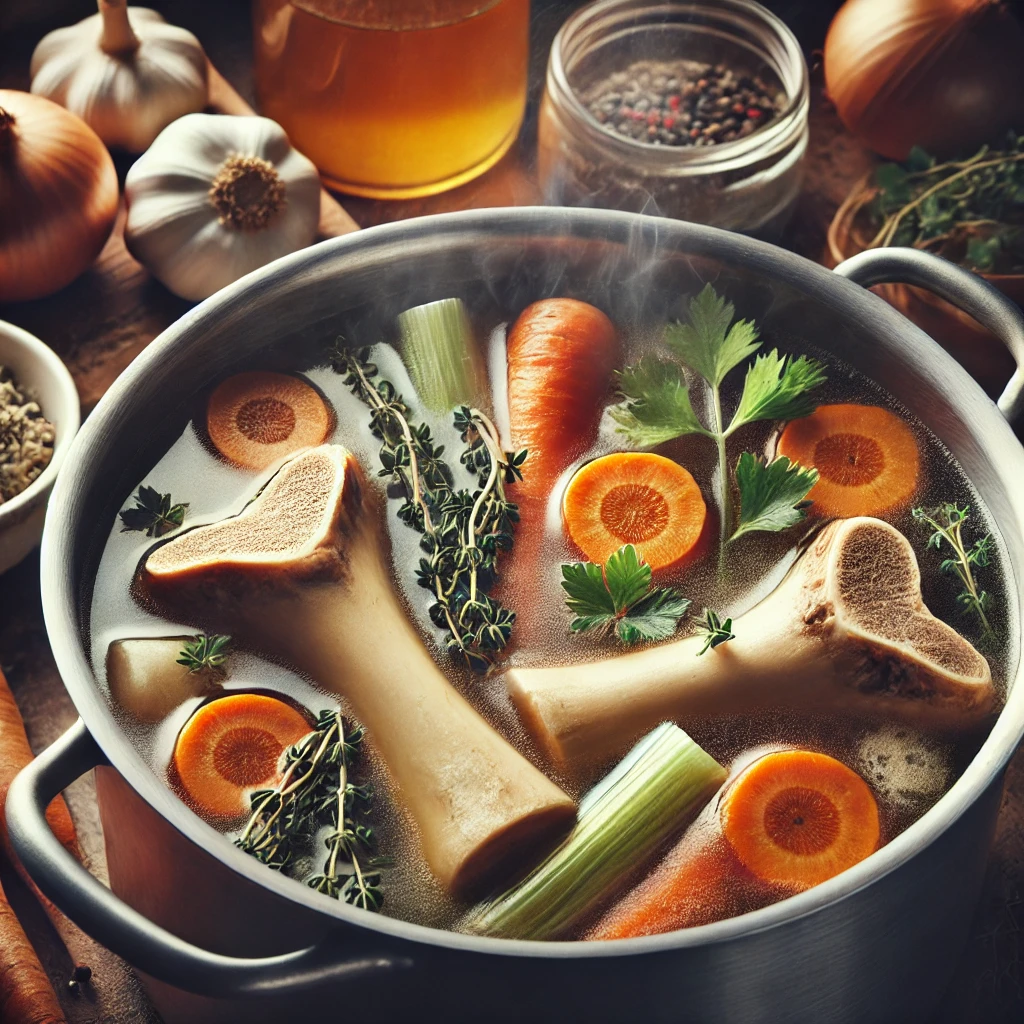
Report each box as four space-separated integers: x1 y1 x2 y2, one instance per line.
173 693 311 821
562 452 707 571
206 371 332 471
776 403 919 518
720 750 880 889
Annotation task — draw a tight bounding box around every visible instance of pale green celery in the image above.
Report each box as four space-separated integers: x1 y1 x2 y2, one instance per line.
398 297 485 413
465 723 726 940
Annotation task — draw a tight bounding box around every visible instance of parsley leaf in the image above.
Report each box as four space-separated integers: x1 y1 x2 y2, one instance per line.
665 283 760 388
119 485 189 537
561 544 691 645
609 356 707 447
731 453 818 542
728 351 826 433
695 609 735 655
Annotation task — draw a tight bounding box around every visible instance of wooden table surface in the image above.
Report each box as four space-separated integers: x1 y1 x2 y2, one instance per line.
1 2 1022 1021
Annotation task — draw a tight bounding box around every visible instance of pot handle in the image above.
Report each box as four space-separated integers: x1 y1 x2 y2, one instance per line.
6 719 412 999
833 248 1024 426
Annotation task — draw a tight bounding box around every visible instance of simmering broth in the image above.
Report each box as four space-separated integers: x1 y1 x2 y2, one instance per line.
88 288 1013 939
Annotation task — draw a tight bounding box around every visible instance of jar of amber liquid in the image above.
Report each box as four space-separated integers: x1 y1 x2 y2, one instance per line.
253 0 530 199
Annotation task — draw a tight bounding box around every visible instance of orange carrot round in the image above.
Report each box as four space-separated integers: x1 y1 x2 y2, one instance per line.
562 452 707 571
206 371 333 471
720 750 880 889
507 299 620 506
777 403 919 518
173 693 312 821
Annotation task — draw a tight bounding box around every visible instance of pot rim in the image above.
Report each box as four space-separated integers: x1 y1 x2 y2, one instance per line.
41 206 1024 959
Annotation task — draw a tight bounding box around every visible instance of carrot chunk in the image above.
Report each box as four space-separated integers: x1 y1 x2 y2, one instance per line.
562 452 707 571
720 750 880 889
777 403 919 518
206 371 333 471
173 693 312 821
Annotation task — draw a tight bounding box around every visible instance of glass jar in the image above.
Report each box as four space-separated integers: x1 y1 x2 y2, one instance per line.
253 0 530 199
538 0 809 236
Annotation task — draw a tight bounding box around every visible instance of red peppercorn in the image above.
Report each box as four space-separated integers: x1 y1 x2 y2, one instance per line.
747 108 762 119
631 110 646 121
732 102 745 115
668 95 681 110
662 116 675 129
689 127 700 138
647 111 660 125
619 106 633 117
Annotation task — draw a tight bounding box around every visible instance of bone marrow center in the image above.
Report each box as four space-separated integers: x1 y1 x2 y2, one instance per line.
763 786 840 855
600 483 670 542
212 726 281 786
814 433 884 487
235 397 296 445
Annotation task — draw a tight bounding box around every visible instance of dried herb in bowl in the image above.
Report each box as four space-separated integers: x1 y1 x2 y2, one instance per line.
0 366 55 504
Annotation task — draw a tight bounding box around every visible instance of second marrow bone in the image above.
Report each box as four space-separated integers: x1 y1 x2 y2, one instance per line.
506 517 994 769
139 444 576 895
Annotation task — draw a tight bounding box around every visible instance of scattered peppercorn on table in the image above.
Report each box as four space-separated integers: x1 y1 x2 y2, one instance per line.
0 2 1021 1023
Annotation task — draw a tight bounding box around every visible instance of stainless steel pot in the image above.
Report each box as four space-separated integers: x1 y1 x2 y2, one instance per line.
8 209 1024 1024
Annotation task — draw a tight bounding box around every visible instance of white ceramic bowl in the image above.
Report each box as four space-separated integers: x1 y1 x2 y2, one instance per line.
0 320 80 575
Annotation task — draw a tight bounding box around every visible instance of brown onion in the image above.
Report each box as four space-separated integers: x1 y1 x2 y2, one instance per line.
824 0 1024 160
0 89 119 303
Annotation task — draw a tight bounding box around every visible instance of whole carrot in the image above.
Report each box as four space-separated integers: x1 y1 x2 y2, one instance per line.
0 874 65 1024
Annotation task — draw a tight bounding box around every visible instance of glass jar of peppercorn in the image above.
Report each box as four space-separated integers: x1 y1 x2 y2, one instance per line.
538 0 809 237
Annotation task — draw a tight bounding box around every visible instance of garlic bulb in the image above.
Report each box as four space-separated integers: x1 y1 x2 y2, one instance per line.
124 113 322 301
30 1 207 152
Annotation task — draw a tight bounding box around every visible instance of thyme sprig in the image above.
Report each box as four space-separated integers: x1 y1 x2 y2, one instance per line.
695 608 735 656
331 343 526 670
177 633 231 674
236 709 384 912
912 503 995 638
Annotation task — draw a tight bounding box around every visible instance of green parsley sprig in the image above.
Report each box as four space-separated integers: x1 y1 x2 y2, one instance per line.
609 285 825 554
912 502 994 638
119 485 189 537
177 634 231 674
561 544 691 645
694 609 736 656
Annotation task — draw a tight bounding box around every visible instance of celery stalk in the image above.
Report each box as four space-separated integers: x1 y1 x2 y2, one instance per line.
398 297 485 413
465 723 726 940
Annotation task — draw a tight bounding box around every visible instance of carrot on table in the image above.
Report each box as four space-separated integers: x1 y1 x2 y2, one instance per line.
777 403 919 518
720 749 880 889
206 371 333 471
0 875 65 1024
173 692 312 821
562 452 708 571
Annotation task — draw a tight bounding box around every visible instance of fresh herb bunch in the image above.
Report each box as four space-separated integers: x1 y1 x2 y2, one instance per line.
119 485 189 537
331 343 526 671
610 284 825 552
236 709 385 912
177 634 231 674
694 608 735 656
561 544 691 645
868 137 1024 273
912 502 994 638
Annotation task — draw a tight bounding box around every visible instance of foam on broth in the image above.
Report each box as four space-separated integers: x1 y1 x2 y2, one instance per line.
88 306 1016 935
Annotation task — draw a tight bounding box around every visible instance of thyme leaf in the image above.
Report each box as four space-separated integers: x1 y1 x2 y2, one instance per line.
119 485 189 537
912 502 995 638
695 608 735 656
177 633 231 674
330 342 524 671
236 709 383 912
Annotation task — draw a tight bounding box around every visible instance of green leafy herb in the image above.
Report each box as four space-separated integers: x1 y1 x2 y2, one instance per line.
561 544 691 644
610 284 825 554
866 135 1024 274
177 634 231 674
731 453 818 543
237 709 385 912
119 485 189 537
331 343 524 670
912 503 995 637
695 608 735 656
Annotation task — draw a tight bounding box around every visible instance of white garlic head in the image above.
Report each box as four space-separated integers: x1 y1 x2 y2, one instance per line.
124 113 322 301
30 2 208 152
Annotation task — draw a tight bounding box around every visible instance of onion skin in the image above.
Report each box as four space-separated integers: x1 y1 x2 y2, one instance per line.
824 0 1024 160
0 89 119 303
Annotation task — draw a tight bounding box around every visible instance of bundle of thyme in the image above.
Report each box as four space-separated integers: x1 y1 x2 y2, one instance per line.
867 136 1024 273
236 709 384 911
331 343 526 671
